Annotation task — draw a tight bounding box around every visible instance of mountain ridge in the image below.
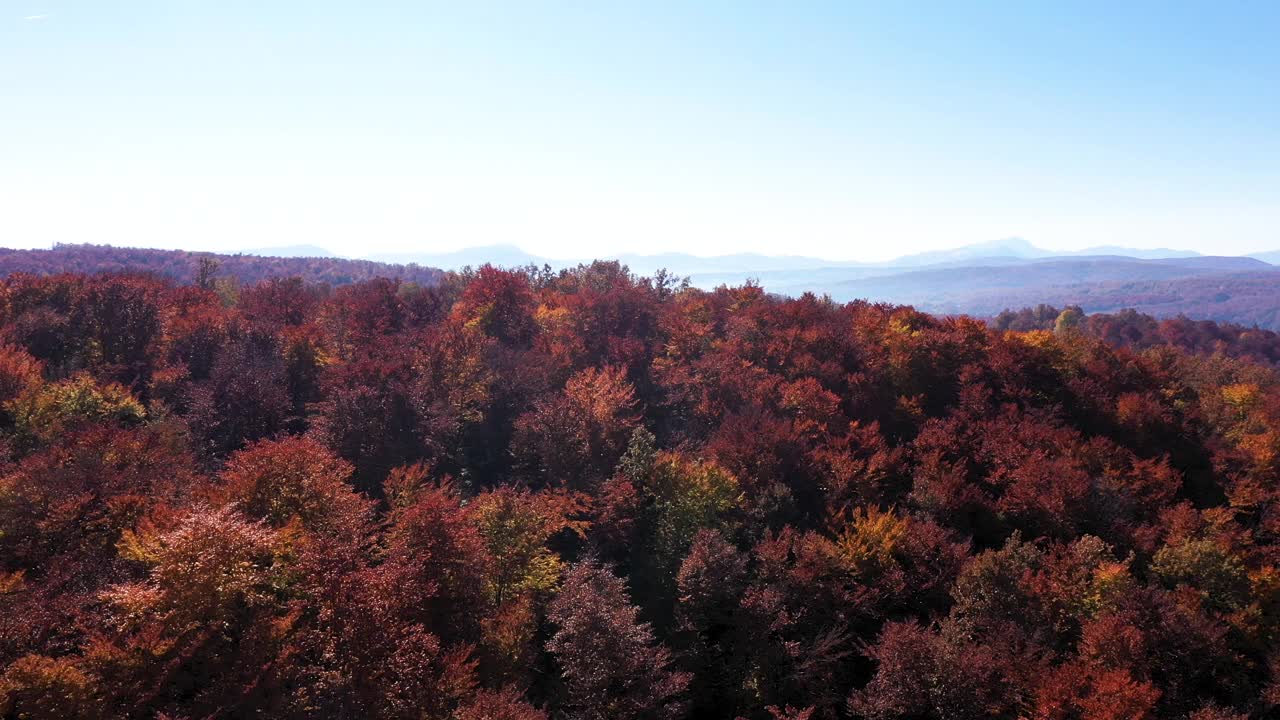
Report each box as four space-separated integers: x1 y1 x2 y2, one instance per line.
342 238 1228 274
235 238 1280 274
11 241 1279 328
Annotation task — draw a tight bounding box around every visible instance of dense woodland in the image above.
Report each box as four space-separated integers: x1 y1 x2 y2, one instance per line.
2 261 1280 719
994 305 1280 368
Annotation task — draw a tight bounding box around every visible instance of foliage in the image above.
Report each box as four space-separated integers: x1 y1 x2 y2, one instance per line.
0 263 1277 718
215 435 369 536
7 373 144 446
547 559 691 720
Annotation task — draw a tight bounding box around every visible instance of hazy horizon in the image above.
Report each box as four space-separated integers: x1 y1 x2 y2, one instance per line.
8 237 1271 266
4 2 1278 260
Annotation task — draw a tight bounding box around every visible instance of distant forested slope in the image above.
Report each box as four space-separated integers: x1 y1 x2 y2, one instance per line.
692 257 1280 329
952 271 1280 329
0 244 444 286
993 304 1280 366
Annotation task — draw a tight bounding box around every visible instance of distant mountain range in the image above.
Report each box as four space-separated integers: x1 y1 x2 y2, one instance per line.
239 244 338 259
8 240 1277 328
876 237 1202 266
226 238 1280 327
363 244 849 275
367 245 542 269
251 238 1269 275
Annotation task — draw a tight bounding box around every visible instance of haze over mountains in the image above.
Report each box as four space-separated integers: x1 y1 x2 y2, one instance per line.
251 237 1255 274
230 237 1280 326
232 238 1280 329
9 239 1280 329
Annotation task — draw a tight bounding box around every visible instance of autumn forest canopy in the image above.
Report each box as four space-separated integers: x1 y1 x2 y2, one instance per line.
4 259 1280 720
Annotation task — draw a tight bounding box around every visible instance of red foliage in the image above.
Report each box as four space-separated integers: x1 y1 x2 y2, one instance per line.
0 261 1277 719
216 435 370 537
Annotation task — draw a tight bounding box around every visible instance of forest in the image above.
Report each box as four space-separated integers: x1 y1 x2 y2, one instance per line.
2 260 1280 720
992 305 1280 368
0 245 444 288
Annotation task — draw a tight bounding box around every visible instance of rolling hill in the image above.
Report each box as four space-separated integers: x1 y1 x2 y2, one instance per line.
0 244 444 287
4 241 1278 328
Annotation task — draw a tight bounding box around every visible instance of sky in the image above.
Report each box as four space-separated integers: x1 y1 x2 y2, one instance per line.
2 1 1278 261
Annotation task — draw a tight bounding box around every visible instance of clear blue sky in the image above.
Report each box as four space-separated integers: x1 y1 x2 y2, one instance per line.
2 1 1277 260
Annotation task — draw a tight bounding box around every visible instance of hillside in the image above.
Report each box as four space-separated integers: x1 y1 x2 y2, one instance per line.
352 239 1280 329
0 244 444 287
2 263 1280 718
700 257 1280 329
955 271 1280 328
994 304 1280 367
4 244 1278 330
357 239 1220 276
